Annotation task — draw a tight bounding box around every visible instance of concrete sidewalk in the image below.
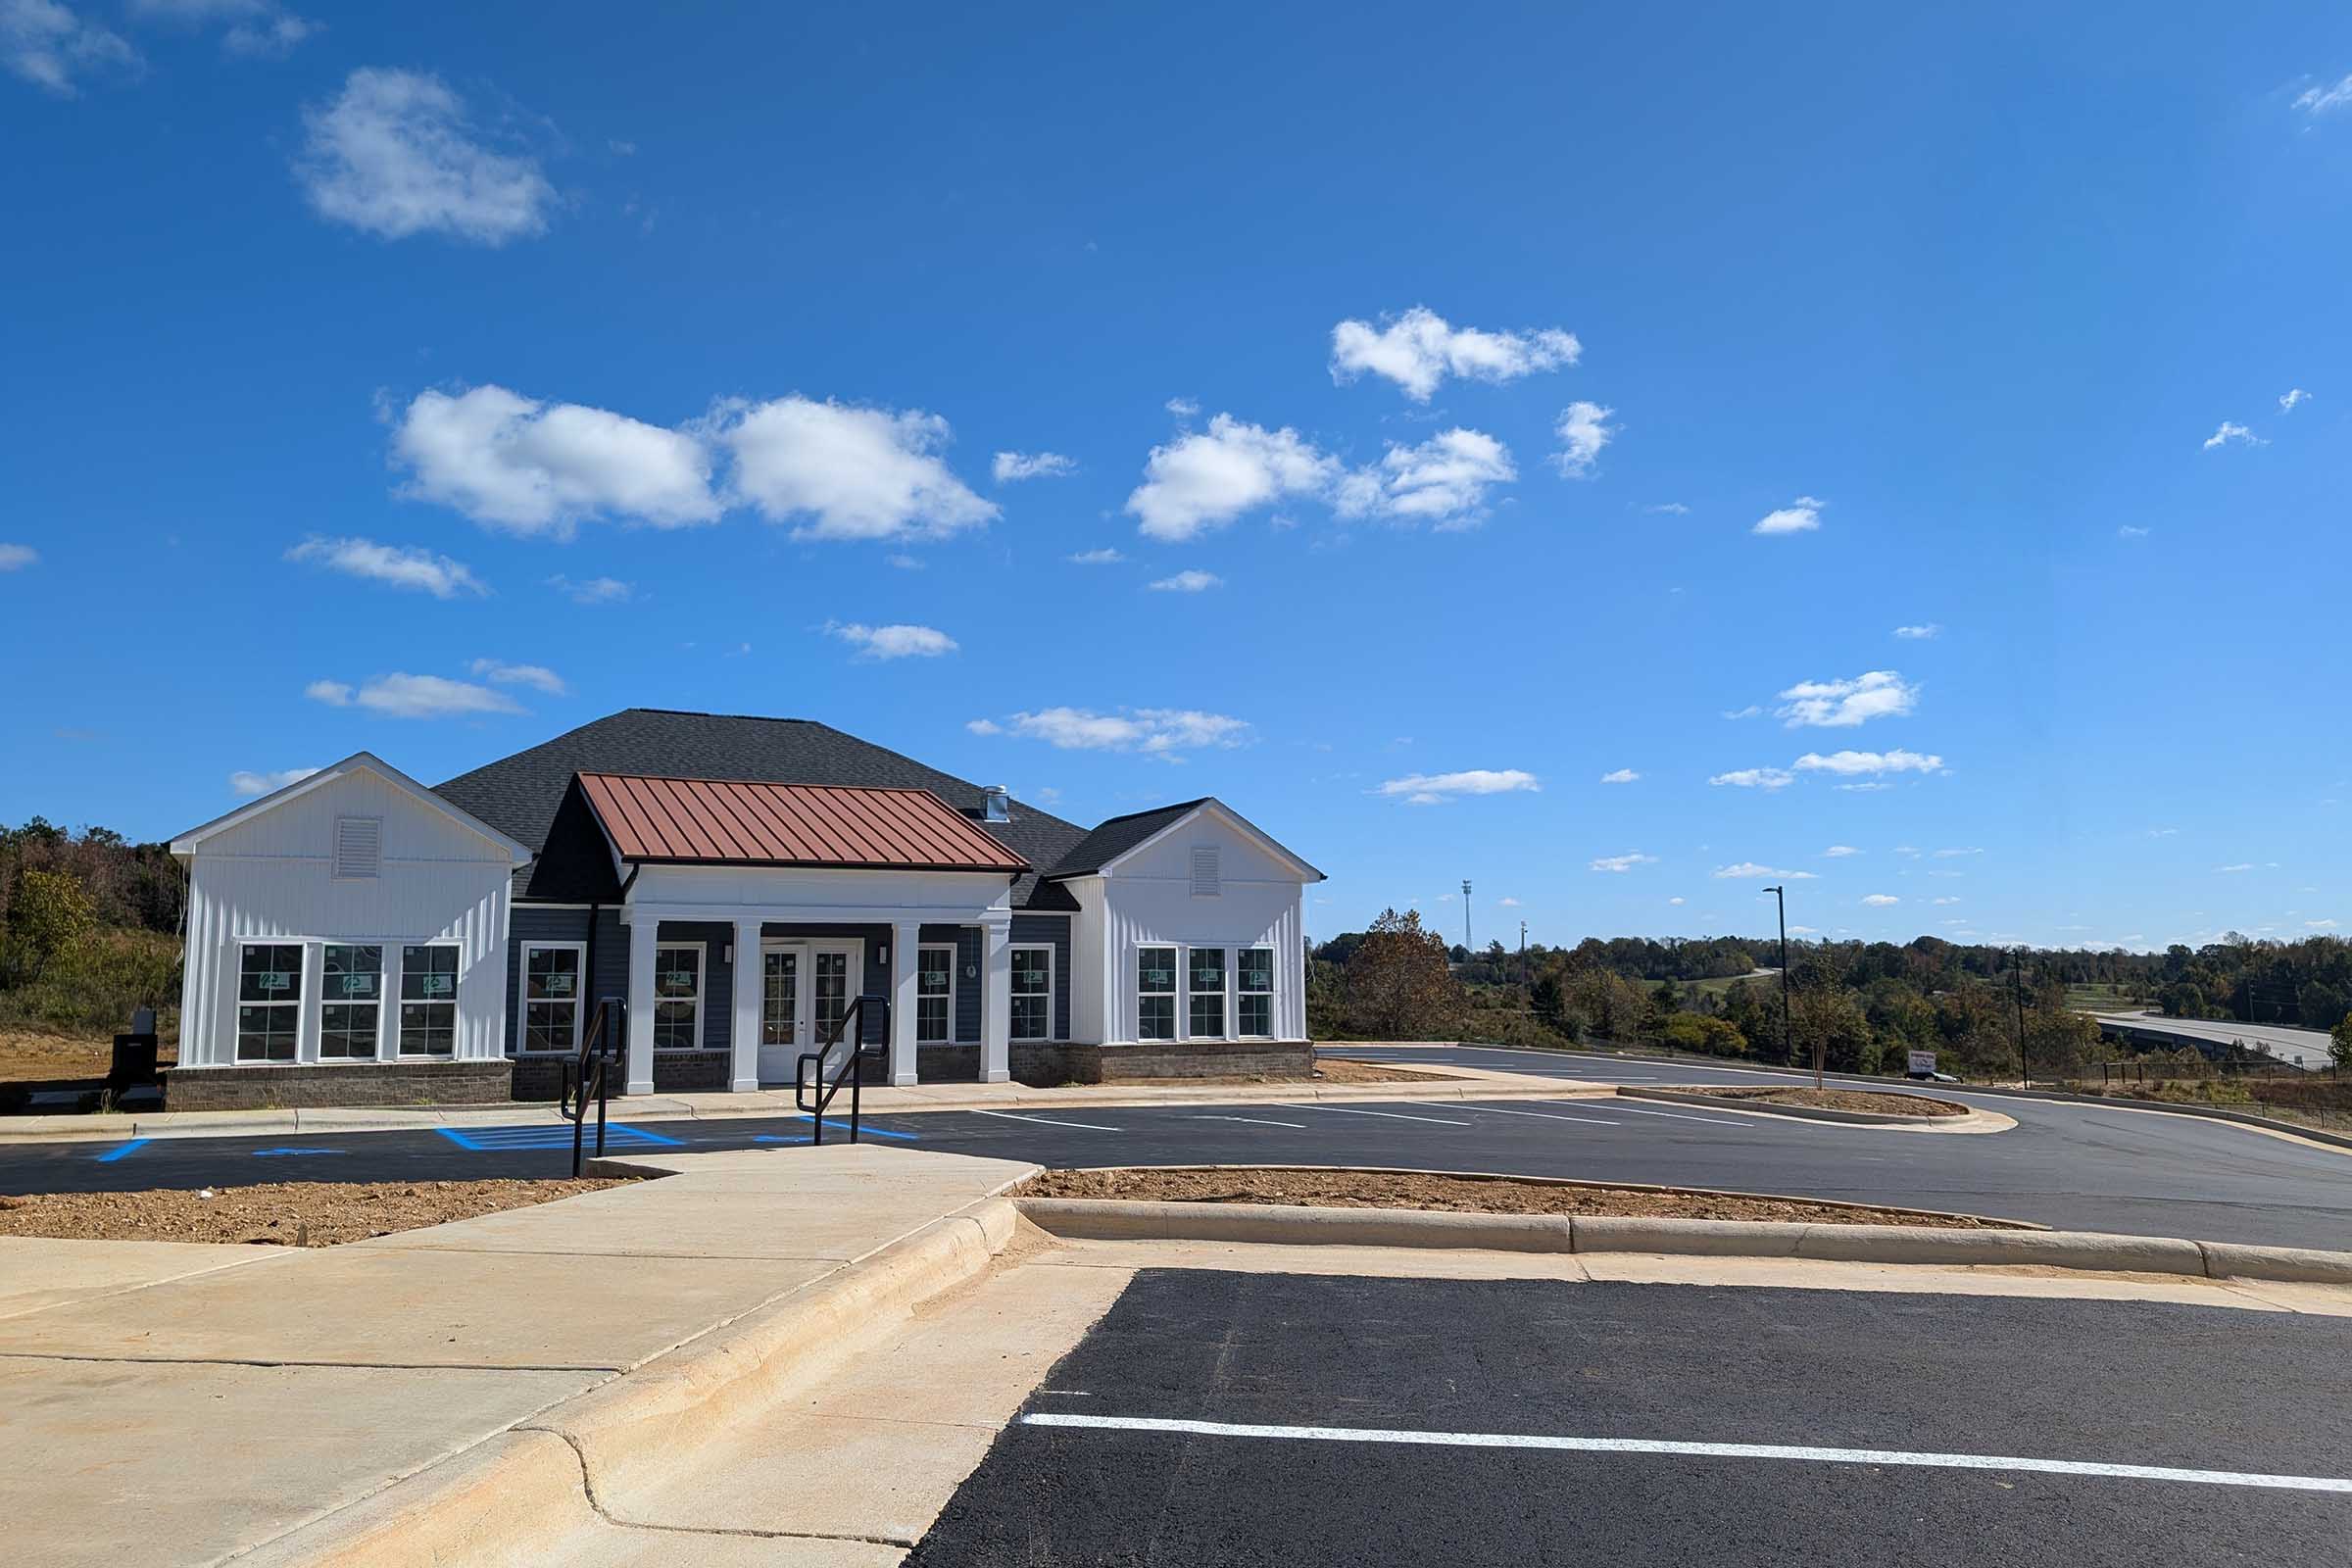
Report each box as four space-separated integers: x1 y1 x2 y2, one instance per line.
0 1144 1034 1568
0 1060 1613 1144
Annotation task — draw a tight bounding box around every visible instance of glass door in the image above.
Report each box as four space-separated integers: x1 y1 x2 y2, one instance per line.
757 946 802 1084
812 947 856 1072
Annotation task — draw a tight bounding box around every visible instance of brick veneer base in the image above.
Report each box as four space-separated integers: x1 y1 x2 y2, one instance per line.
163 1059 514 1111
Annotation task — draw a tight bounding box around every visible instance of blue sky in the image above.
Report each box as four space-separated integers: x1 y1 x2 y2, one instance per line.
3 2 2347 951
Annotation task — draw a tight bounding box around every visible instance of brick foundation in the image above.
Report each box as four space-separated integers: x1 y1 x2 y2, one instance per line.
163 1059 514 1111
652 1052 730 1093
925 1039 1313 1086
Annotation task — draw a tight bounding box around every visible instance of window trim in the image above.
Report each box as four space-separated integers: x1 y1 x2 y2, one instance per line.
235 940 307 1063
1009 943 1054 1043
516 940 587 1056
1187 945 1228 1041
395 942 463 1059
1236 945 1276 1039
1135 944 1178 1042
318 942 385 1062
915 943 957 1045
651 940 708 1054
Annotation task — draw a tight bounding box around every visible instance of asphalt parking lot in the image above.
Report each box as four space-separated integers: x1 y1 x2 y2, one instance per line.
906 1270 2352 1567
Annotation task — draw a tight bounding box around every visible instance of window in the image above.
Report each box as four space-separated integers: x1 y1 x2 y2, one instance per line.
520 943 583 1054
761 949 799 1046
1010 945 1052 1041
319 944 382 1059
1238 947 1274 1038
1190 845 1221 898
1137 946 1177 1041
811 949 852 1046
398 945 459 1057
236 942 303 1062
332 815 381 880
916 946 955 1043
654 944 703 1051
1189 947 1226 1038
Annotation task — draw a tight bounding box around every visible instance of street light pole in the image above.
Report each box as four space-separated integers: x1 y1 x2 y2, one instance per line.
1764 884 1802 1083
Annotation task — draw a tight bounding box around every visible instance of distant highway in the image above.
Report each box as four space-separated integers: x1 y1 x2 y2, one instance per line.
2093 1012 2339 1070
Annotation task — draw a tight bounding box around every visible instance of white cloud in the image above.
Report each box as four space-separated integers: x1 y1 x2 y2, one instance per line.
1793 749 1944 776
1376 769 1541 806
723 396 996 542
1334 427 1516 527
3 0 137 95
1932 846 1982 858
1712 862 1816 880
1551 401 1615 478
394 385 719 535
992 450 1075 483
2146 826 2179 838
0 543 37 570
1328 306 1580 402
2214 862 2254 873
306 672 521 718
2117 524 2150 540
1591 853 1657 873
2309 918 2340 930
468 658 565 694
1599 768 1640 784
974 707 1249 758
1893 623 1941 640
1668 896 1686 906
885 553 922 570
1824 845 1860 857
136 0 319 57
546 573 632 605
1708 766 1795 790
1067 548 1124 565
1752 495 1823 536
1835 781 1894 793
2296 74 2352 114
2202 420 2263 451
1933 896 1961 906
826 621 957 660
1644 502 1690 515
1496 896 1522 906
296 69 553 245
286 535 486 599
228 765 318 797
1720 705 1762 720
1774 669 1919 728
1861 894 1899 906
2279 388 2311 413
1127 414 1337 541
1149 569 1222 593
1164 396 1199 419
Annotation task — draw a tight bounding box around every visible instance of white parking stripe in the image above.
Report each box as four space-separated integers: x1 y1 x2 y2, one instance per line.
1404 1102 1622 1127
1017 1413 2352 1494
971 1109 1124 1132
1271 1102 1472 1126
1191 1115 1309 1129
1606 1104 1766 1128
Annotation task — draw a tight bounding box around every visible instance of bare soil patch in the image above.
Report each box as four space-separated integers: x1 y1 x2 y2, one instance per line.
1673 1085 1967 1117
0 1178 635 1248
0 1028 174 1083
1017 1166 2017 1227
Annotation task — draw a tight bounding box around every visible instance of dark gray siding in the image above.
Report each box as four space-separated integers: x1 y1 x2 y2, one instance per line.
1010 913 1072 1041
918 923 983 1044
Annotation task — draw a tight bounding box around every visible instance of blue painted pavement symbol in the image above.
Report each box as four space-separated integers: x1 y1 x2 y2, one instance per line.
432 1122 687 1152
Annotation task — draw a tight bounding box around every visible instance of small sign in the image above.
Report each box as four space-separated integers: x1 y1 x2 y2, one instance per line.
340 974 377 997
662 970 694 991
1907 1050 1937 1076
420 973 454 997
544 972 574 996
259 971 291 992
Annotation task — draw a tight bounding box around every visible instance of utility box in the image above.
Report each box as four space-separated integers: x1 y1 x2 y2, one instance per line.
110 1032 160 1088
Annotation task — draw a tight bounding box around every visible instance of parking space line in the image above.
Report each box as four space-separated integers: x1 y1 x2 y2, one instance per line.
1409 1102 1622 1127
972 1109 1125 1132
93 1138 150 1163
1016 1413 2352 1493
1191 1115 1309 1129
1606 1104 1763 1128
1271 1103 1472 1126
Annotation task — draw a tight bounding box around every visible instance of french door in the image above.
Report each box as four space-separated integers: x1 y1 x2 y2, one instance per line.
759 941 860 1084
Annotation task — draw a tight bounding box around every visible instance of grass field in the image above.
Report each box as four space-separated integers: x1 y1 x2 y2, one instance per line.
2063 983 2148 1013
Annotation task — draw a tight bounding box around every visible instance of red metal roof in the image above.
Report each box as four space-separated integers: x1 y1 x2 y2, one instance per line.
575 773 1030 873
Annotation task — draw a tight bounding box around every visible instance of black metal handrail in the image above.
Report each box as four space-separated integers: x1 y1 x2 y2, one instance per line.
795 993 888 1145
562 997 622 1177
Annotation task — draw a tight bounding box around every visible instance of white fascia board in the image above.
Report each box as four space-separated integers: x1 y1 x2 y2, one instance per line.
170 751 534 866
1089 800 1325 883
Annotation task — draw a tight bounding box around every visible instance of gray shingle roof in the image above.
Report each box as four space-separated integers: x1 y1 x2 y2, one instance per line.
1041 798 1211 878
433 709 1089 909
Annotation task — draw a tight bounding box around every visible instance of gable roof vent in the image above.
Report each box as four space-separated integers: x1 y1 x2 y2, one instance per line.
333 815 382 881
1190 844 1221 898
983 785 1011 823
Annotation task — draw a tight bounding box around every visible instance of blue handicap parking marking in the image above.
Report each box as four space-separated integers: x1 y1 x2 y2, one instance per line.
753 1134 813 1146
252 1147 344 1158
434 1122 688 1152
94 1137 151 1163
748 1121 916 1146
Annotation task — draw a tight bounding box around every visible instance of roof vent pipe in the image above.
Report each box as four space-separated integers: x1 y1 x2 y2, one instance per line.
983 785 1011 823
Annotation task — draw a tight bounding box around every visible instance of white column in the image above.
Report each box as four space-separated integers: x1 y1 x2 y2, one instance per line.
730 917 763 1093
624 915 658 1096
888 920 924 1087
980 918 1012 1083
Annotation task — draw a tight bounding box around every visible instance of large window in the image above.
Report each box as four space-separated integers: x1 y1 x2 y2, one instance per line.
654 944 703 1051
319 944 382 1059
916 946 955 1043
398 945 459 1057
1010 946 1052 1041
236 942 304 1062
1189 947 1226 1038
1238 947 1275 1038
520 942 583 1054
1137 946 1177 1041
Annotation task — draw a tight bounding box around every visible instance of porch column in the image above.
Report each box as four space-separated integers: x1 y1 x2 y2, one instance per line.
980 917 1011 1083
624 915 658 1096
888 919 923 1087
730 917 763 1093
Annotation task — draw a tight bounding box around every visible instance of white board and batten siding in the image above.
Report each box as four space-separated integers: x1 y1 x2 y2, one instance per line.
173 757 526 1067
1069 803 1314 1045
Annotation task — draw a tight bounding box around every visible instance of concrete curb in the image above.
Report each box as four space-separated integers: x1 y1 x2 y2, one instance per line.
1618 1086 1979 1126
1014 1195 2352 1286
234 1193 1026 1567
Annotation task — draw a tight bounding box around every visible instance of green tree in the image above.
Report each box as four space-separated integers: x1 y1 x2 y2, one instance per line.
1346 907 1464 1040
2330 1013 2352 1073
5 868 94 984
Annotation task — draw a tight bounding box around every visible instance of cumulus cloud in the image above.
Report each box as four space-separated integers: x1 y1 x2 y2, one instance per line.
1774 670 1919 728
1793 749 1944 776
1067 548 1124 565
3 0 138 94
1712 862 1816 880
546 573 632 605
1127 415 1337 541
306 672 522 718
1599 768 1641 784
296 69 553 245
1329 307 1580 402
1708 767 1794 790
393 385 719 535
1375 769 1541 806
468 658 565 694
1861 894 1900 906
2202 420 2263 451
1893 623 1941 640
825 621 957 660
133 0 318 58
1334 427 1516 527
1720 705 1762 720
722 396 996 542
1149 569 1221 593
1590 853 1657 873
0 543 37 570
1752 495 1823 536
992 450 1075 483
2214 862 2254 873
971 707 1249 758
228 765 319 797
2279 388 2311 412
1551 401 1615 478
286 535 486 599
